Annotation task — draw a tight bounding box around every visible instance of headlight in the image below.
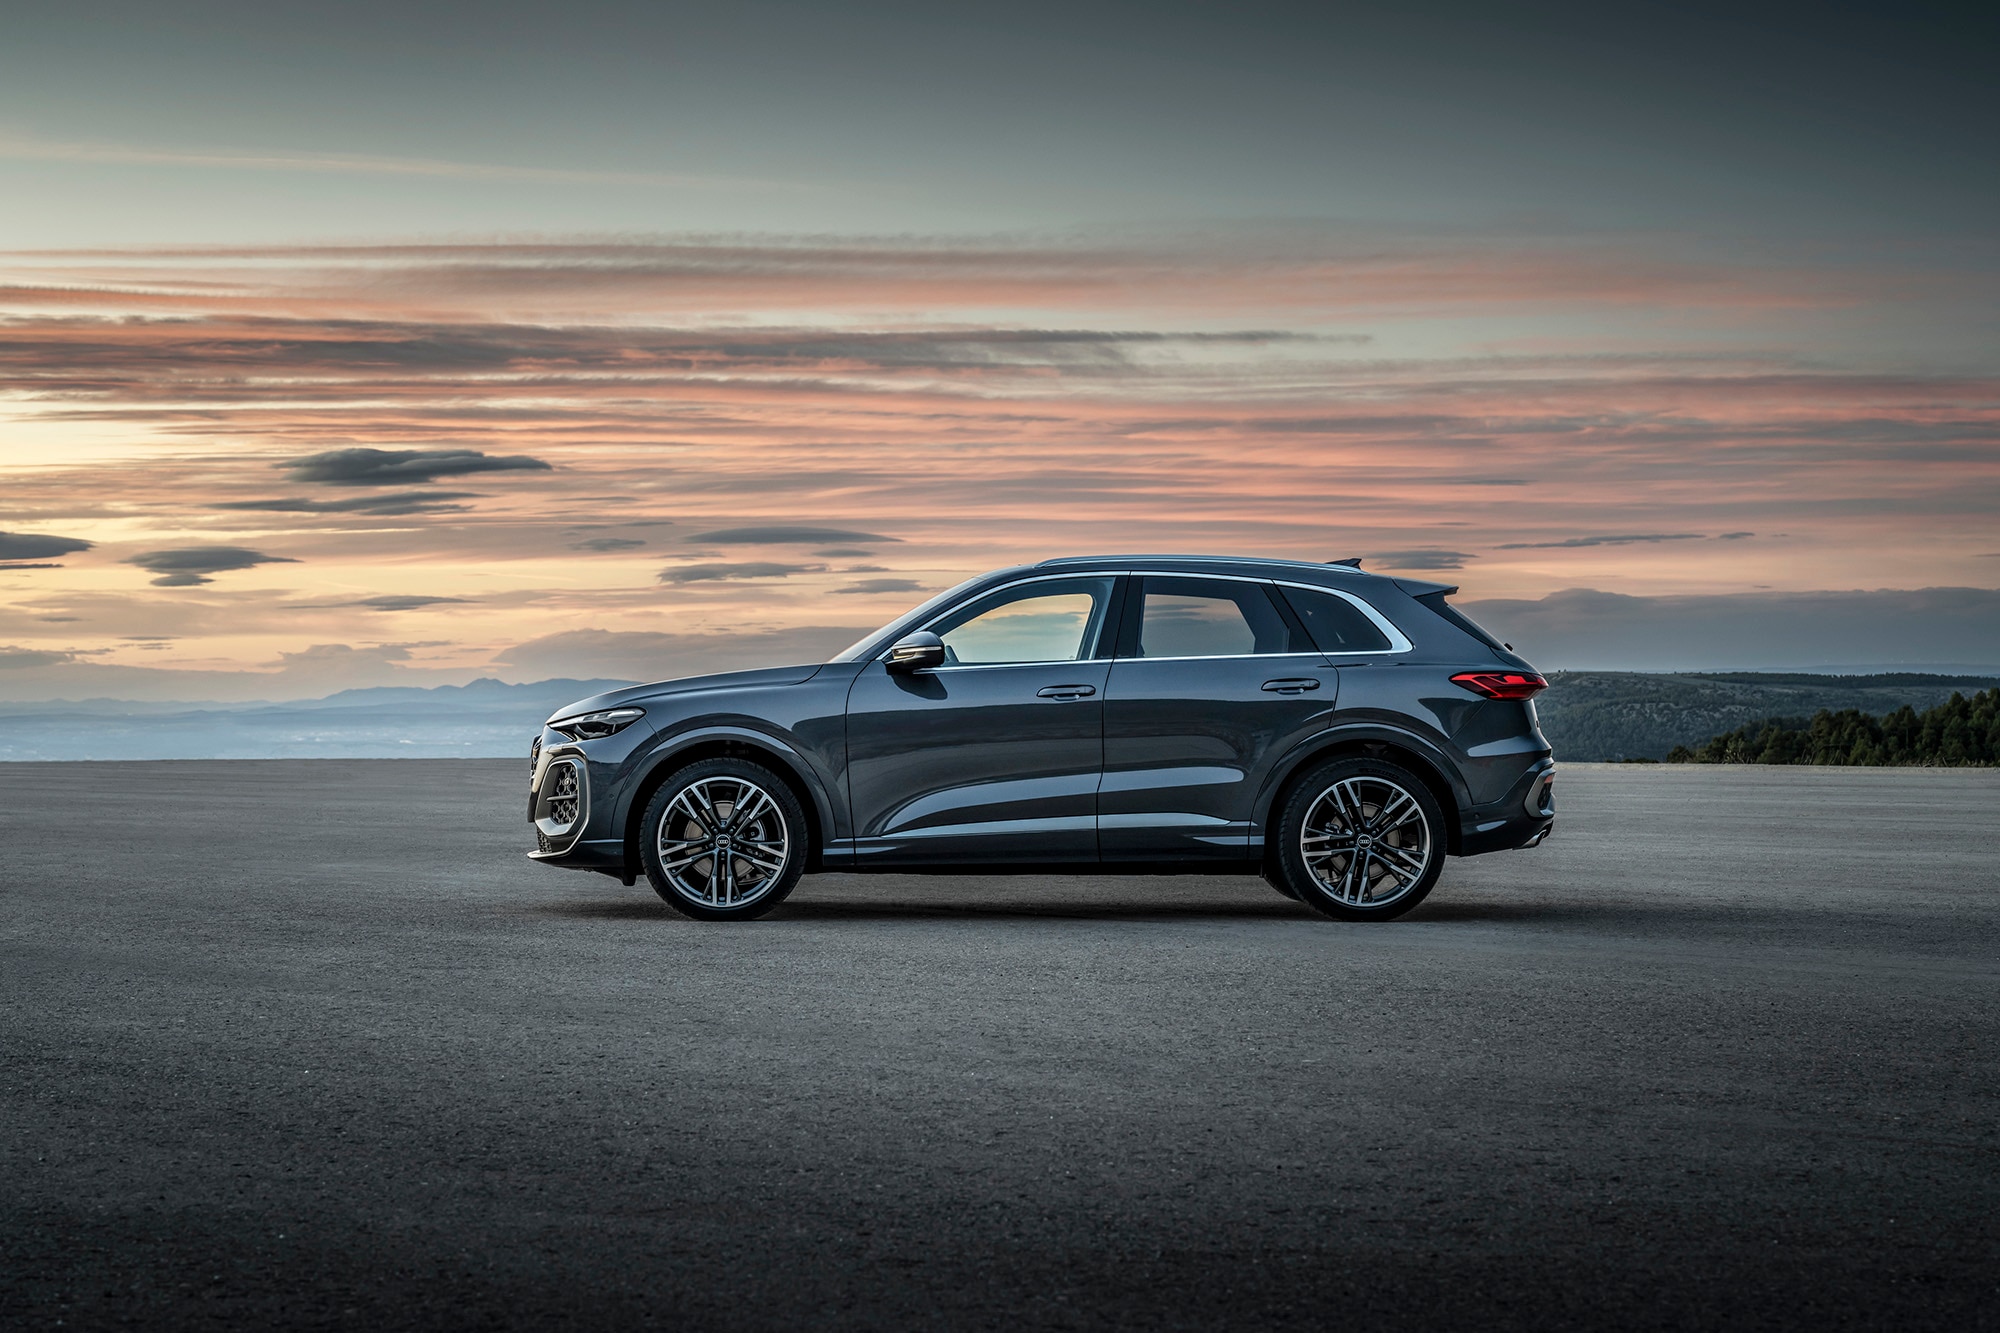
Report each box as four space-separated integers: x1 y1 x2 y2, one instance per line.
547 706 645 741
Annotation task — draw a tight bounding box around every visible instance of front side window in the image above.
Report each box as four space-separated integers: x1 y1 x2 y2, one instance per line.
1133 577 1299 658
927 577 1114 665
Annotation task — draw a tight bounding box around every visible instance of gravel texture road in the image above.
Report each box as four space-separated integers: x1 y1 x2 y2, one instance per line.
3 761 1997 1330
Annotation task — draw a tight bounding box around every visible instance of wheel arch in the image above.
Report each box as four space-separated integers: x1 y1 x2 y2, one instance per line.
1256 728 1467 864
624 729 832 876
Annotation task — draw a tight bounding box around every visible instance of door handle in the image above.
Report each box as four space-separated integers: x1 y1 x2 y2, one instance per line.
1261 678 1321 694
1036 684 1097 700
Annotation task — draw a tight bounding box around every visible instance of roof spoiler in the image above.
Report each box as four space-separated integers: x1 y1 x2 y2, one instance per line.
1392 578 1459 597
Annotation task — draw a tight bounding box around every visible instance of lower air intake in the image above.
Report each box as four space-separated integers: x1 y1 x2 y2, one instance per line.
548 762 580 827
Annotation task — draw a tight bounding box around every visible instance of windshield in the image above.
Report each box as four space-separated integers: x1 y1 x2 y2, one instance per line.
829 572 995 661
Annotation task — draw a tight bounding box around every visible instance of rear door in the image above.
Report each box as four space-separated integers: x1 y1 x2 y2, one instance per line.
1098 575 1334 861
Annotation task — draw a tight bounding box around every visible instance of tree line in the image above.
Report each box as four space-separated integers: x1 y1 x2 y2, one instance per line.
1666 689 2000 766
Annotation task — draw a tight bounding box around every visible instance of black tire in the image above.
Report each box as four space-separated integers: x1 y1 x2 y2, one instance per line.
1275 756 1447 921
1262 867 1299 900
640 758 808 921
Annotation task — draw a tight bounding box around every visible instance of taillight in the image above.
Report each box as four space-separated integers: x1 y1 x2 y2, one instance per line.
1450 671 1547 700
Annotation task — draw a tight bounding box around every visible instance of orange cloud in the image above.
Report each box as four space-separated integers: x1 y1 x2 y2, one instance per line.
0 234 1993 684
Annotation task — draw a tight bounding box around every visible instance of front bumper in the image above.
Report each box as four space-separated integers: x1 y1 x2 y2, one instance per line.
528 742 591 857
530 836 629 871
525 747 629 874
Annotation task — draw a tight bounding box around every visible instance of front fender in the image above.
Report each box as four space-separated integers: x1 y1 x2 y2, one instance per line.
620 723 841 866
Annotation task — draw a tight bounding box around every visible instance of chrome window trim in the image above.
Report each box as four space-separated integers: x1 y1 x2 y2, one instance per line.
922 661 1115 674
1108 651 1330 664
888 572 1120 668
877 567 1411 669
1124 570 1413 657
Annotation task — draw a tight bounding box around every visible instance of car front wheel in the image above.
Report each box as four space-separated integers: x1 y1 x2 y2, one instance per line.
1276 757 1446 921
640 758 806 921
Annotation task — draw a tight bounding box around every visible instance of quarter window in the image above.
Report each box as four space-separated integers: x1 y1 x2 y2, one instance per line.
1133 577 1299 658
928 578 1114 665
1277 586 1394 654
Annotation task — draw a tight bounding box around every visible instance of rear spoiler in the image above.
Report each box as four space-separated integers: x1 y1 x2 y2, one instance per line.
1392 578 1459 597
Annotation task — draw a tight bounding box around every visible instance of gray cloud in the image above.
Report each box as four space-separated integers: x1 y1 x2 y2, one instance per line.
659 561 821 584
125 546 298 587
1371 549 1478 571
688 526 898 546
833 578 926 595
498 625 873 683
276 642 415 666
0 645 78 669
346 595 471 611
282 448 551 486
1717 531 1756 540
0 531 93 561
1463 586 2000 671
813 547 875 558
572 536 647 552
1498 533 1707 550
0 313 1339 395
0 563 66 571
218 491 480 515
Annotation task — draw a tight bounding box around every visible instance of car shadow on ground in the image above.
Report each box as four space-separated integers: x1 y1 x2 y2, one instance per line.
524 896 1315 922
519 888 1899 934
520 885 1632 924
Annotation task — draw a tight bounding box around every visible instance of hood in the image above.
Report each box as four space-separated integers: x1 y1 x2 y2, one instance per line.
546 663 827 724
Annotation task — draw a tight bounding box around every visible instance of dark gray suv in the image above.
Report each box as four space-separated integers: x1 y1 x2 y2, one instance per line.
527 555 1554 921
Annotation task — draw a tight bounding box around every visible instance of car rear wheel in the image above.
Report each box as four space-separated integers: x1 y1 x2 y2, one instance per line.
640 758 806 921
1277 757 1445 921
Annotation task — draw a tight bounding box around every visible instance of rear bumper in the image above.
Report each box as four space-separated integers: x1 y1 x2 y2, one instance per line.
1455 758 1555 856
1458 814 1553 856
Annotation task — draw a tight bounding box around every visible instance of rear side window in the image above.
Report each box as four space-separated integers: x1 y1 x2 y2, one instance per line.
1130 577 1301 657
1276 586 1393 654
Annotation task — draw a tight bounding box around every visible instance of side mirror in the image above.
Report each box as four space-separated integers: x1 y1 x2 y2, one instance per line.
884 630 946 673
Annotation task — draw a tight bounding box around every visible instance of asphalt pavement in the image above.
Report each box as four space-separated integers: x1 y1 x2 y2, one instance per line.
2 760 1997 1330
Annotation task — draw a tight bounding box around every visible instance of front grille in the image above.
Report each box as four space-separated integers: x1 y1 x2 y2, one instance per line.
548 762 580 827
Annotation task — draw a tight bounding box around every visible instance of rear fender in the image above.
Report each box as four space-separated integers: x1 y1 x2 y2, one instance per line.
1252 722 1471 855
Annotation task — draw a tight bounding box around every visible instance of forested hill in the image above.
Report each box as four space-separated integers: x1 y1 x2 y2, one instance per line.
1534 672 2000 762
1665 689 1999 766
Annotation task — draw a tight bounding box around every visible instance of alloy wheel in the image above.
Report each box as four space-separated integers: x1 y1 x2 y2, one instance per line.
656 776 792 909
1299 775 1433 908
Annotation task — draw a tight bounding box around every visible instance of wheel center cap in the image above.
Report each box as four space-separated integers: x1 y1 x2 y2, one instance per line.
715 835 732 849
1356 834 1374 848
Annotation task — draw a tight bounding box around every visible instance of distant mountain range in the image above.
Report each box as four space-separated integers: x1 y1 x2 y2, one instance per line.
4 671 1997 763
0 678 633 762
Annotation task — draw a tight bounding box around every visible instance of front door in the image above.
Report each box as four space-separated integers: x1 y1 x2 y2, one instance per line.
1099 575 1334 860
844 575 1118 865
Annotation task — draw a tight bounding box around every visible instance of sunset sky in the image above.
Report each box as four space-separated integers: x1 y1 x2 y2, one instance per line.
3 0 1996 698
